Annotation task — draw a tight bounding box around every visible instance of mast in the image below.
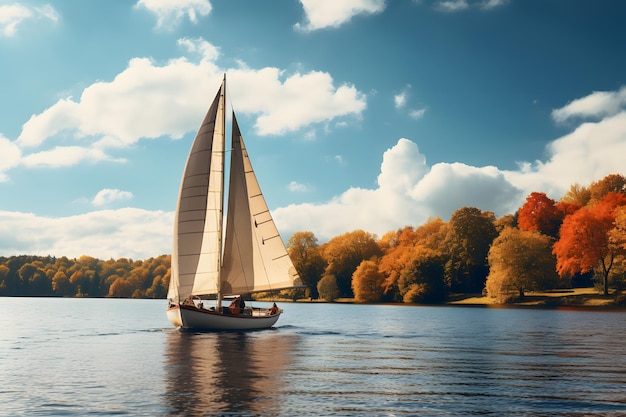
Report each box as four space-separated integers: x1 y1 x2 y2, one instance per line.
216 74 227 312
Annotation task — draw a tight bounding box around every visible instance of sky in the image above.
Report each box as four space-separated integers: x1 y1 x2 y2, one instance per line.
1 0 626 260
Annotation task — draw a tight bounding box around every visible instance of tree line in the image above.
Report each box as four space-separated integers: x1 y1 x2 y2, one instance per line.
1 174 625 304
0 255 170 298
287 173 626 303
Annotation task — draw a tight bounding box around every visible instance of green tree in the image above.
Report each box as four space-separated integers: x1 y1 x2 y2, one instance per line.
444 207 498 293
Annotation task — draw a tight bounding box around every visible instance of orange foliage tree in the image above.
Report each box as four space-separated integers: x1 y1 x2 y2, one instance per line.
322 230 382 297
517 192 563 238
378 220 448 301
553 193 626 295
352 260 385 302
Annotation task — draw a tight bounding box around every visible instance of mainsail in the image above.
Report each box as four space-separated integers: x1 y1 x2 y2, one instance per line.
167 76 301 306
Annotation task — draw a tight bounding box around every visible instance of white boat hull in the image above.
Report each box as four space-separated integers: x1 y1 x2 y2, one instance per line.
166 304 281 331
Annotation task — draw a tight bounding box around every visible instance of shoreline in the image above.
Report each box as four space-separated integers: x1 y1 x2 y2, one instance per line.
266 287 625 310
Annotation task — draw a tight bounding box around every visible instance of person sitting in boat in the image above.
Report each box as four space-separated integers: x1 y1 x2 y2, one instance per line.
183 295 195 307
269 303 279 315
229 295 245 315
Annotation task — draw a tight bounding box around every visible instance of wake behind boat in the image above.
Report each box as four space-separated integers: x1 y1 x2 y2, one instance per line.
166 75 303 330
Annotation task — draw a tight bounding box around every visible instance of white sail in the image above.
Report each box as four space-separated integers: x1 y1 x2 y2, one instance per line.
167 75 302 323
221 113 301 295
168 80 226 304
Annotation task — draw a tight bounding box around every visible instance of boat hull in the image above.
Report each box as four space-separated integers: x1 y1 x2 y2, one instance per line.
166 304 281 331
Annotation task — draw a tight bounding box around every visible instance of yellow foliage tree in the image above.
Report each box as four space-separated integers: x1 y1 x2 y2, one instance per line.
487 227 560 302
352 260 385 302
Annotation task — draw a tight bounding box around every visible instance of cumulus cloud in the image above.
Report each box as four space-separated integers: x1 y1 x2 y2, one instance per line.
0 208 172 259
295 0 386 32
16 38 366 160
0 3 58 37
92 188 134 206
274 139 522 241
274 87 626 241
135 0 212 29
9 38 366 174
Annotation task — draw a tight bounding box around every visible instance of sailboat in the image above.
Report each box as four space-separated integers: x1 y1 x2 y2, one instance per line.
166 75 303 330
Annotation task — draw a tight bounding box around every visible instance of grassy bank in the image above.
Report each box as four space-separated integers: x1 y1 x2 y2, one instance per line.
447 287 624 308
260 288 625 309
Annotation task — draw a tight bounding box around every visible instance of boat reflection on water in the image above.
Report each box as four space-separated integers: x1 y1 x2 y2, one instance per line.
164 329 296 416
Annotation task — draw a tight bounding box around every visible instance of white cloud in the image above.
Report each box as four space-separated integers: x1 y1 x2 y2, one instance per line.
0 134 21 182
288 181 312 193
16 38 366 152
92 188 134 206
480 0 507 10
435 0 469 12
394 92 407 109
274 88 626 242
0 3 58 37
135 0 212 30
551 86 626 123
295 0 386 32
409 108 426 119
434 0 506 12
0 208 172 259
394 85 426 119
274 139 522 241
20 146 124 168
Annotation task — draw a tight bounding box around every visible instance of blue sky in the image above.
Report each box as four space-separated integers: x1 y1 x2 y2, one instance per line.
1 0 626 259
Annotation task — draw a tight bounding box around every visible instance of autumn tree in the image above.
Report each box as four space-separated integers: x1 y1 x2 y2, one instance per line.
561 183 591 206
553 192 626 295
378 220 448 302
317 274 339 301
287 231 326 298
398 248 446 303
444 207 498 293
517 192 563 238
588 174 626 204
608 207 626 291
0 264 9 294
52 270 73 296
322 230 382 297
486 227 560 302
352 260 385 302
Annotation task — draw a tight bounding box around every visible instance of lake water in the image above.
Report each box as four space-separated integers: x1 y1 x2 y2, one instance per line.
1 298 625 416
